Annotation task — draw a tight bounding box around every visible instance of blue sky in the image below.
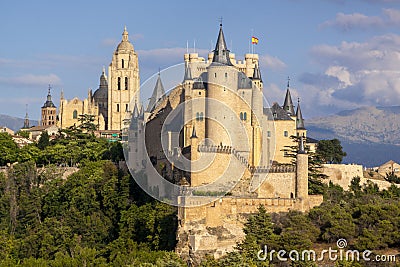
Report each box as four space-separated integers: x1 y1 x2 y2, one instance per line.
1 0 400 122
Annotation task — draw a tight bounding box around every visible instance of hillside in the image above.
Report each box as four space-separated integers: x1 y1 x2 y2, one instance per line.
307 106 400 167
0 114 38 132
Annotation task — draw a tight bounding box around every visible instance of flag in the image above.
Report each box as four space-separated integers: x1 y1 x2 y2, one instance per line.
251 36 259 45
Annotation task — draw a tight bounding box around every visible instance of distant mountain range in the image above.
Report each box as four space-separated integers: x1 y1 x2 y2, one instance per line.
307 106 400 167
1 107 399 167
0 114 38 132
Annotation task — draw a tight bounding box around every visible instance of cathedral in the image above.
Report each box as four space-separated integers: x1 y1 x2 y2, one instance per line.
56 26 140 132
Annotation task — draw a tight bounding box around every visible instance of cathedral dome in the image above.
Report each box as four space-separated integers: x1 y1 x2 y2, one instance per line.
93 68 108 101
116 26 134 52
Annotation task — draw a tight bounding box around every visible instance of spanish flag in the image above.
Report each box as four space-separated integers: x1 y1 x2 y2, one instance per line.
251 36 259 45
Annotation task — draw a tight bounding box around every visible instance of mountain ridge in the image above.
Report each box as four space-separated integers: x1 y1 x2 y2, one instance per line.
0 114 38 132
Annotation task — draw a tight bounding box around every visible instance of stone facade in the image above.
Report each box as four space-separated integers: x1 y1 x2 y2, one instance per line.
135 25 323 262
57 27 139 132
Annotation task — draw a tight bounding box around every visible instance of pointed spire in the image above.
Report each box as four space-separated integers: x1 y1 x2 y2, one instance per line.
212 24 233 66
283 77 295 116
296 98 305 130
298 134 306 154
252 63 262 81
47 84 52 101
183 61 193 81
100 67 108 88
60 89 64 100
139 105 144 119
146 72 166 112
42 85 56 108
190 125 198 139
122 25 129 41
23 104 29 129
133 102 139 118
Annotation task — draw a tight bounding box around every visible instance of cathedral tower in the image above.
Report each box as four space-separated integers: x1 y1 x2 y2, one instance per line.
108 26 140 130
41 85 56 126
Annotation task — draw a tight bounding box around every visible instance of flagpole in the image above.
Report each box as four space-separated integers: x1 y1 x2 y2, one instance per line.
251 29 254 54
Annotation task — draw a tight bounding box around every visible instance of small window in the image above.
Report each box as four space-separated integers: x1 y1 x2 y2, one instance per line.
200 112 204 121
125 104 129 112
214 73 217 78
243 112 247 121
118 77 121 90
73 110 78 119
198 91 201 95
240 112 243 120
225 73 227 78
284 131 288 137
125 77 128 90
267 131 271 137
122 59 124 68
117 104 120 112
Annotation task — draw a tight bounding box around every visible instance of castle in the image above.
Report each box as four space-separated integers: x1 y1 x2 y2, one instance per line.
37 24 323 261
122 24 323 261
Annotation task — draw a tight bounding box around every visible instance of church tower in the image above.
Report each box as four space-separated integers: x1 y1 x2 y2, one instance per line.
108 26 140 130
41 85 57 126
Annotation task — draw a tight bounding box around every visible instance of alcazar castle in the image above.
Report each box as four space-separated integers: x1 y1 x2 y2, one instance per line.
28 24 395 262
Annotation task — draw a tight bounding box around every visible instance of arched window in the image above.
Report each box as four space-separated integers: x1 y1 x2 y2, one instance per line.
125 77 128 90
200 112 204 121
243 112 247 121
117 104 120 112
284 131 288 137
196 112 199 121
73 110 78 119
118 77 121 90
125 104 129 112
240 112 243 120
122 59 124 68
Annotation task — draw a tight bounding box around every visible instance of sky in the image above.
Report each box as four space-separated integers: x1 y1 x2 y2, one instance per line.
1 0 400 122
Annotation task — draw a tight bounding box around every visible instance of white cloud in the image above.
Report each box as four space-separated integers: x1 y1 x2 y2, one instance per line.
321 8 400 31
321 12 384 31
300 33 400 114
259 54 287 71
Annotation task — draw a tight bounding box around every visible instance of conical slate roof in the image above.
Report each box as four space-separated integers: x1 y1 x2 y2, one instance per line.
296 99 305 130
283 78 295 116
212 24 233 66
147 73 166 112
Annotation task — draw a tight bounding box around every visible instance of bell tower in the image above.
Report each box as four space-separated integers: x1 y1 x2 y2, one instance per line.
108 26 140 130
41 85 57 126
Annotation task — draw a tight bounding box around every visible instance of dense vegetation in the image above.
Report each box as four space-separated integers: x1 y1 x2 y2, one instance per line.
201 178 400 266
1 131 399 266
0 131 184 266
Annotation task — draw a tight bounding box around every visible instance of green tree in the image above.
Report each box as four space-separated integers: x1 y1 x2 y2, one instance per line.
237 205 278 261
0 132 19 166
78 114 97 132
316 139 347 164
37 131 50 150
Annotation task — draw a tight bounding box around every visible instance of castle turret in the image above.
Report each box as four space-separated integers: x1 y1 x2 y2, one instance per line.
206 24 239 148
296 98 306 137
296 136 308 200
283 77 295 116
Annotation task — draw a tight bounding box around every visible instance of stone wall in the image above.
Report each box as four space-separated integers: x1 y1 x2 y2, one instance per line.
322 163 396 190
176 194 323 264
